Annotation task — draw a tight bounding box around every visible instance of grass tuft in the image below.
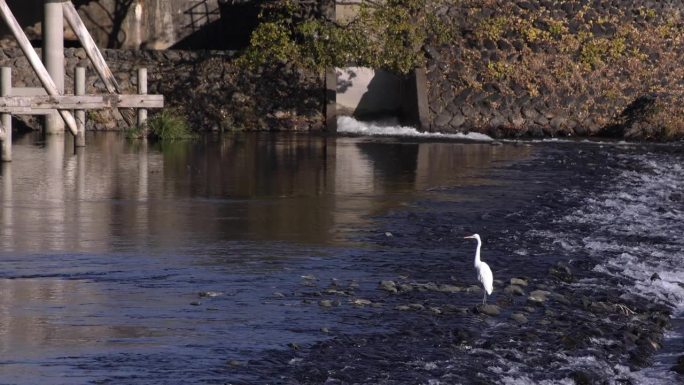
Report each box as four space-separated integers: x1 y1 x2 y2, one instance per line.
126 110 195 140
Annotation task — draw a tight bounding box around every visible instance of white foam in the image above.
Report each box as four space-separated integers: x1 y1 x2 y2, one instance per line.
552 151 684 312
531 149 684 382
337 116 494 142
500 375 575 385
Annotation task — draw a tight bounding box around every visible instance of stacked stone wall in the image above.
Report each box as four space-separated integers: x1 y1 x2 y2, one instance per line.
425 0 684 139
0 48 324 132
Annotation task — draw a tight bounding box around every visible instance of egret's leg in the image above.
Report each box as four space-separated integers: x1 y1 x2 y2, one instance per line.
482 290 486 305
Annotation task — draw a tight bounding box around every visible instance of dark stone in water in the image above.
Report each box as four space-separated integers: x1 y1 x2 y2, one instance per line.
475 304 500 316
510 312 528 324
650 272 660 281
570 370 598 385
549 262 574 283
671 355 684 374
504 285 525 296
380 280 398 293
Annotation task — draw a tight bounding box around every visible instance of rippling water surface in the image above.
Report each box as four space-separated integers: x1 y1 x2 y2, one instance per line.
0 130 682 384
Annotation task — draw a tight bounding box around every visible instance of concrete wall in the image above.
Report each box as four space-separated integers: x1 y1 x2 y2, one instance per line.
1 0 222 49
335 67 402 119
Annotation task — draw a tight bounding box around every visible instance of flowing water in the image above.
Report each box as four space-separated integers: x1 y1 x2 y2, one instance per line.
0 124 682 384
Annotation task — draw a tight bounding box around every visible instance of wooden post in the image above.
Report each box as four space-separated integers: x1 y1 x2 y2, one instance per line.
1 67 11 162
75 66 86 147
137 68 148 128
62 1 133 127
325 68 337 132
0 0 78 137
44 0 65 134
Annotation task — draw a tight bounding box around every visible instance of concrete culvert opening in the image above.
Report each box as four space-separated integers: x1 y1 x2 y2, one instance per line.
330 66 429 133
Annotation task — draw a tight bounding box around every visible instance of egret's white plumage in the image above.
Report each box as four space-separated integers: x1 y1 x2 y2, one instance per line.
464 234 493 304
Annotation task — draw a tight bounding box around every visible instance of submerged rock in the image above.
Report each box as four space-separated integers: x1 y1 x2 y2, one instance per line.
504 284 525 296
349 298 372 307
319 300 340 308
510 312 528 324
227 360 242 367
570 370 599 385
380 280 398 293
429 307 443 315
475 304 500 316
671 355 684 374
549 263 574 283
528 290 550 304
398 283 414 293
510 277 529 287
438 284 463 293
324 288 349 296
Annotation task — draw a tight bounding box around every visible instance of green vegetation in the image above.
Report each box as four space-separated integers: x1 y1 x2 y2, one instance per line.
518 20 550 43
239 0 452 75
485 61 511 80
547 20 568 39
126 110 195 140
579 35 627 69
477 16 508 41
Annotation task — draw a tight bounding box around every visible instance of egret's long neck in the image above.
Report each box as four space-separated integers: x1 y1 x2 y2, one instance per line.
474 239 482 268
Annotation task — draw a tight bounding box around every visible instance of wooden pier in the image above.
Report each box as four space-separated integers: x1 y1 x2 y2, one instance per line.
0 0 164 161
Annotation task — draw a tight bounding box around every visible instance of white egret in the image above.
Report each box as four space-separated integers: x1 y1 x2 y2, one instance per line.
464 234 493 304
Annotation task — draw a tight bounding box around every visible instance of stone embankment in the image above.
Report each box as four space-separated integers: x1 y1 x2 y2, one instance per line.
425 0 684 140
2 0 683 139
0 47 323 132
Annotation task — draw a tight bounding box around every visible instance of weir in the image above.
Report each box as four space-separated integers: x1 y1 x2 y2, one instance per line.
0 0 164 162
325 1 429 132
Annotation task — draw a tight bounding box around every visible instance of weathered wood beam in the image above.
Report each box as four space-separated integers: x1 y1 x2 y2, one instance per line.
1 67 10 161
75 66 86 147
62 1 135 127
0 94 164 112
137 68 147 127
0 0 79 136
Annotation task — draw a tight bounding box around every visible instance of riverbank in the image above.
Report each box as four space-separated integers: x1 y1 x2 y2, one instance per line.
1 0 683 140
425 0 684 141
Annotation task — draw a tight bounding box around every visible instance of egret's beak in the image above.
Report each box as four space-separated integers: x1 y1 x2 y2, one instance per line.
464 235 475 239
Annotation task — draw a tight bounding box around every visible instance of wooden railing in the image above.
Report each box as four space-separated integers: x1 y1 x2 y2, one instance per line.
0 0 164 161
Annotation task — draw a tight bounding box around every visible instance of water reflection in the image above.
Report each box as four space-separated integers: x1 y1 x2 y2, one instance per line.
0 132 536 383
0 133 534 253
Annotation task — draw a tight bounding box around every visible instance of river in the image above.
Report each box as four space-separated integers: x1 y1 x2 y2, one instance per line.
0 124 682 384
